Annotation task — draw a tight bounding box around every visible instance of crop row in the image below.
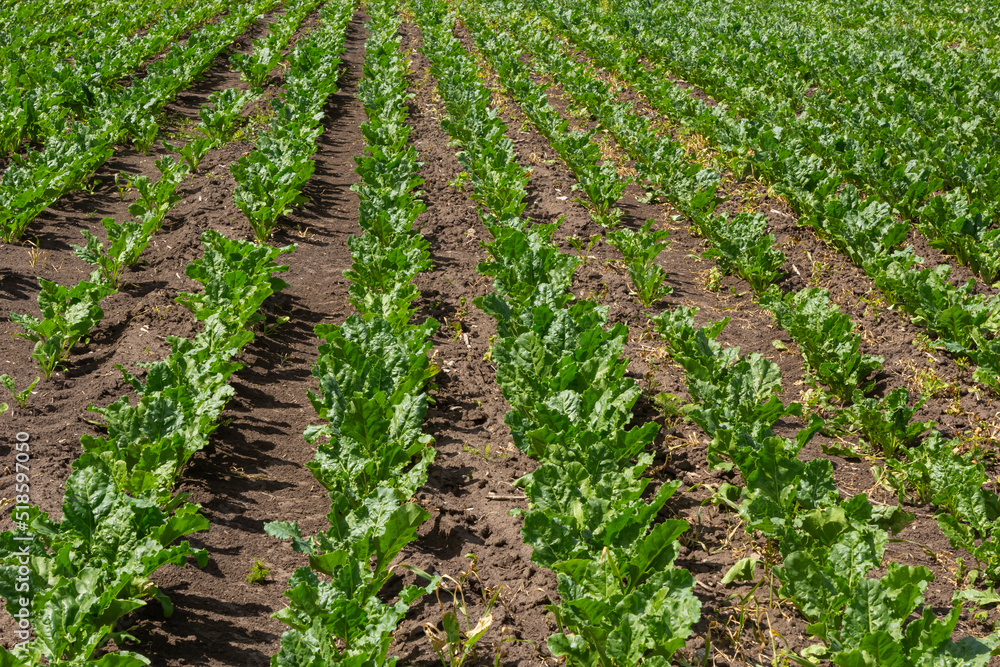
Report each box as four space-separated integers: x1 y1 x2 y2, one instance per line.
439 0 1000 660
0 0 229 154
415 0 702 663
609 0 1000 281
517 0 1000 394
0 231 295 666
0 0 281 243
11 156 191 379
488 0 1000 577
653 307 1000 664
263 0 444 662
233 0 354 243
230 0 326 93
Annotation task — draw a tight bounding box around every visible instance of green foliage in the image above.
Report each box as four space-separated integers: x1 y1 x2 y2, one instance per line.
230 8 351 242
72 216 156 288
761 287 882 403
128 156 190 233
607 219 670 268
246 559 271 584
845 388 936 458
0 454 209 666
174 229 294 330
699 212 785 293
627 262 672 307
422 1 702 662
264 4 440 665
165 136 213 173
0 374 39 409
129 117 159 153
199 88 250 144
11 278 116 378
608 220 673 307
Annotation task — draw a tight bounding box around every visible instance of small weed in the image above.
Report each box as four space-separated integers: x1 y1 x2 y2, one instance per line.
260 316 289 337
567 233 601 268
463 441 506 460
246 558 271 584
448 171 471 191
909 365 959 399
807 261 831 287
642 370 662 396
704 266 722 292
114 173 132 201
911 332 936 354
0 375 39 409
26 239 48 270
860 291 887 323
654 392 686 427
424 573 502 667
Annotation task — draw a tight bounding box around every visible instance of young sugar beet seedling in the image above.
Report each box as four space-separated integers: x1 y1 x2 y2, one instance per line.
165 136 214 173
72 216 157 288
129 156 191 233
0 374 39 409
199 88 251 144
608 219 673 307
11 278 115 378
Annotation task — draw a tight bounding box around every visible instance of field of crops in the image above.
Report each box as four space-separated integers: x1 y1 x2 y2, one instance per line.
2 0 1000 664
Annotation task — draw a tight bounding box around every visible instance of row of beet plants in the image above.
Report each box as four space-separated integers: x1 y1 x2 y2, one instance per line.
10 156 191 379
414 1 700 664
0 0 159 74
462 16 629 231
461 0 769 285
523 0 1000 394
653 307 1000 665
465 0 896 416
0 0 221 153
487 0 1000 593
262 1 441 662
0 231 295 667
158 0 329 177
232 0 353 243
0 0 282 243
7 0 332 382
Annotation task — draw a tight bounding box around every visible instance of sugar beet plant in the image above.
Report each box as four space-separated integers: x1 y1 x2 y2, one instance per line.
11 155 193 378
10 277 115 379
263 2 443 663
415 1 700 663
232 1 353 243
606 220 673 307
73 156 192 288
760 287 883 404
653 307 1000 665
0 231 294 666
